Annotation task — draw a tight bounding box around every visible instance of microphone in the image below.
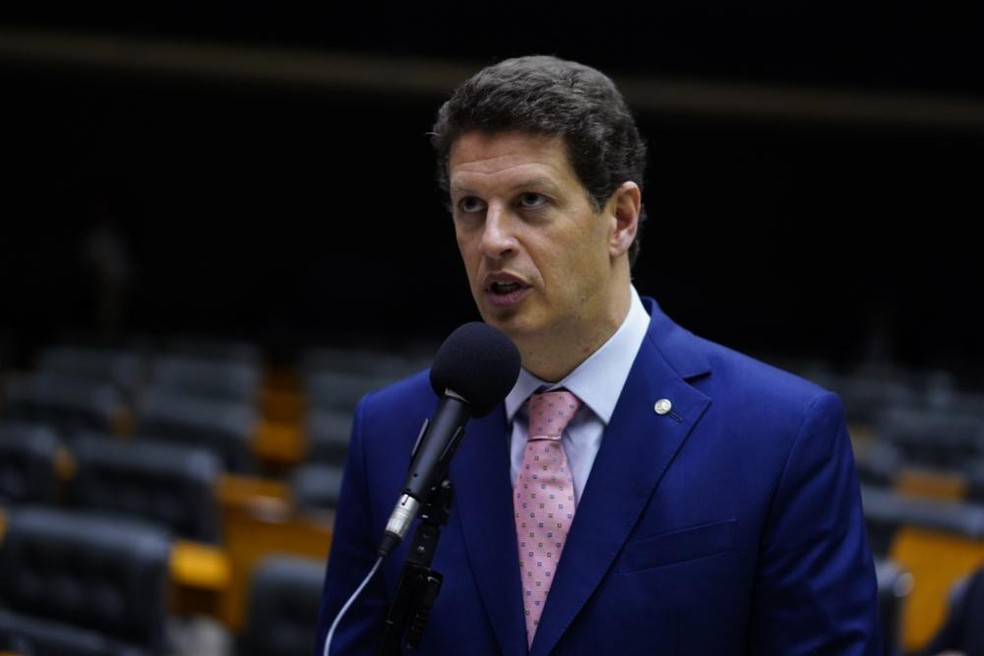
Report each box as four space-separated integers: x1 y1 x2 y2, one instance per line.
378 321 521 557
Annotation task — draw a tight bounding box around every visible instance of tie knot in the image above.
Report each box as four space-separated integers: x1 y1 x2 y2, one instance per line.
527 389 581 439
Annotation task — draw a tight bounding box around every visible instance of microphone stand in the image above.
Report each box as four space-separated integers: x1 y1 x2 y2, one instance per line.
376 477 454 655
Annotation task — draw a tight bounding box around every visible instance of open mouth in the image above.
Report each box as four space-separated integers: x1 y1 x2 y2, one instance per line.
489 281 522 295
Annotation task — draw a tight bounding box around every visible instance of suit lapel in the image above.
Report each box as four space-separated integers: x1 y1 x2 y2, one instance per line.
452 296 712 656
454 409 529 656
530 332 712 656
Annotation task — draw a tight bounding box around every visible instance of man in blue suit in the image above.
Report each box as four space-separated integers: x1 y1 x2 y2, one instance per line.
314 54 882 655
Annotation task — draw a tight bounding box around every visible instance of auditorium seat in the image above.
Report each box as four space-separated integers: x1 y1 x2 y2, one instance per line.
146 355 261 405
0 373 126 439
863 484 984 546
0 422 62 506
299 344 419 380
866 489 984 653
68 433 225 544
134 388 258 473
917 565 984 656
0 505 173 656
289 462 344 518
963 460 984 505
933 389 984 419
161 336 263 371
235 554 326 656
34 344 143 403
820 370 918 429
862 485 921 559
304 369 386 415
855 440 905 489
875 557 914 656
304 408 352 466
875 405 984 470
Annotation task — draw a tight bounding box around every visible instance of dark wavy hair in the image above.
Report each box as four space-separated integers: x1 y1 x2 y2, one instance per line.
430 54 648 266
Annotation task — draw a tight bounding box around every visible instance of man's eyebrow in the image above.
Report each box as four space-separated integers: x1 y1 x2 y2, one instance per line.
451 176 558 194
512 175 557 191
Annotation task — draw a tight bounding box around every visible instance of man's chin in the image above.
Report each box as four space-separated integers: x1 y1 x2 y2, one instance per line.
476 309 527 339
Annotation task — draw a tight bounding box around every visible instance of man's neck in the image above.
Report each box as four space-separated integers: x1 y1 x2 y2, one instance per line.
520 282 632 382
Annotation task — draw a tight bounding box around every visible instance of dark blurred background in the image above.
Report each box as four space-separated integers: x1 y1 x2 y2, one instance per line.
2 1 983 379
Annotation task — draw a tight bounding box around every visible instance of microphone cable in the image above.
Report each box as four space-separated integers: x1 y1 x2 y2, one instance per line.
322 554 385 656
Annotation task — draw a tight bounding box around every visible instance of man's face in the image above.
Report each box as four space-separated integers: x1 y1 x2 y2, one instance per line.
448 131 628 368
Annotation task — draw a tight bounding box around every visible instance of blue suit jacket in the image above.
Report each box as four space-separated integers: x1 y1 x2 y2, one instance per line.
315 297 882 655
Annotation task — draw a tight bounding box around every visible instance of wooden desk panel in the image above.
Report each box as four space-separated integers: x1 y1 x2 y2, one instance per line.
218 499 333 632
894 466 968 502
252 419 306 471
890 525 984 653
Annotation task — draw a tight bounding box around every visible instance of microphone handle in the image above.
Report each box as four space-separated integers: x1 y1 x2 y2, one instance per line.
404 393 470 501
379 393 470 557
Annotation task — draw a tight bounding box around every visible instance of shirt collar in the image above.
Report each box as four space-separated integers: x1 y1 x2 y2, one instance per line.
505 285 650 424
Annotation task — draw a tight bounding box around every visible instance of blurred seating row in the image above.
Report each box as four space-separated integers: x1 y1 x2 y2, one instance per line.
918 561 984 656
844 364 984 654
1 338 431 473
860 405 984 473
0 505 172 656
27 339 263 410
1 343 263 473
0 504 325 656
862 484 984 654
0 335 434 655
875 557 913 656
771 355 984 428
0 421 341 540
0 420 335 644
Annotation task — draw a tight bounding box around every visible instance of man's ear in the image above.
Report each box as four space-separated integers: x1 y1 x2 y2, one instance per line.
608 181 641 258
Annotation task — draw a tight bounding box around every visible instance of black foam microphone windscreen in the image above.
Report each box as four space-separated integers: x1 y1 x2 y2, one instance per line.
429 321 521 417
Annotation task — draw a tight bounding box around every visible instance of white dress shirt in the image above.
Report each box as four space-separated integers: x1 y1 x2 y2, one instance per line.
505 285 651 503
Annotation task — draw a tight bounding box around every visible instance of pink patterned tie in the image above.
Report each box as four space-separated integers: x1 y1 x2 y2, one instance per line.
514 389 582 646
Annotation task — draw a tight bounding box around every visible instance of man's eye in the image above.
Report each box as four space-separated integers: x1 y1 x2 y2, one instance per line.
519 193 548 208
458 196 486 213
